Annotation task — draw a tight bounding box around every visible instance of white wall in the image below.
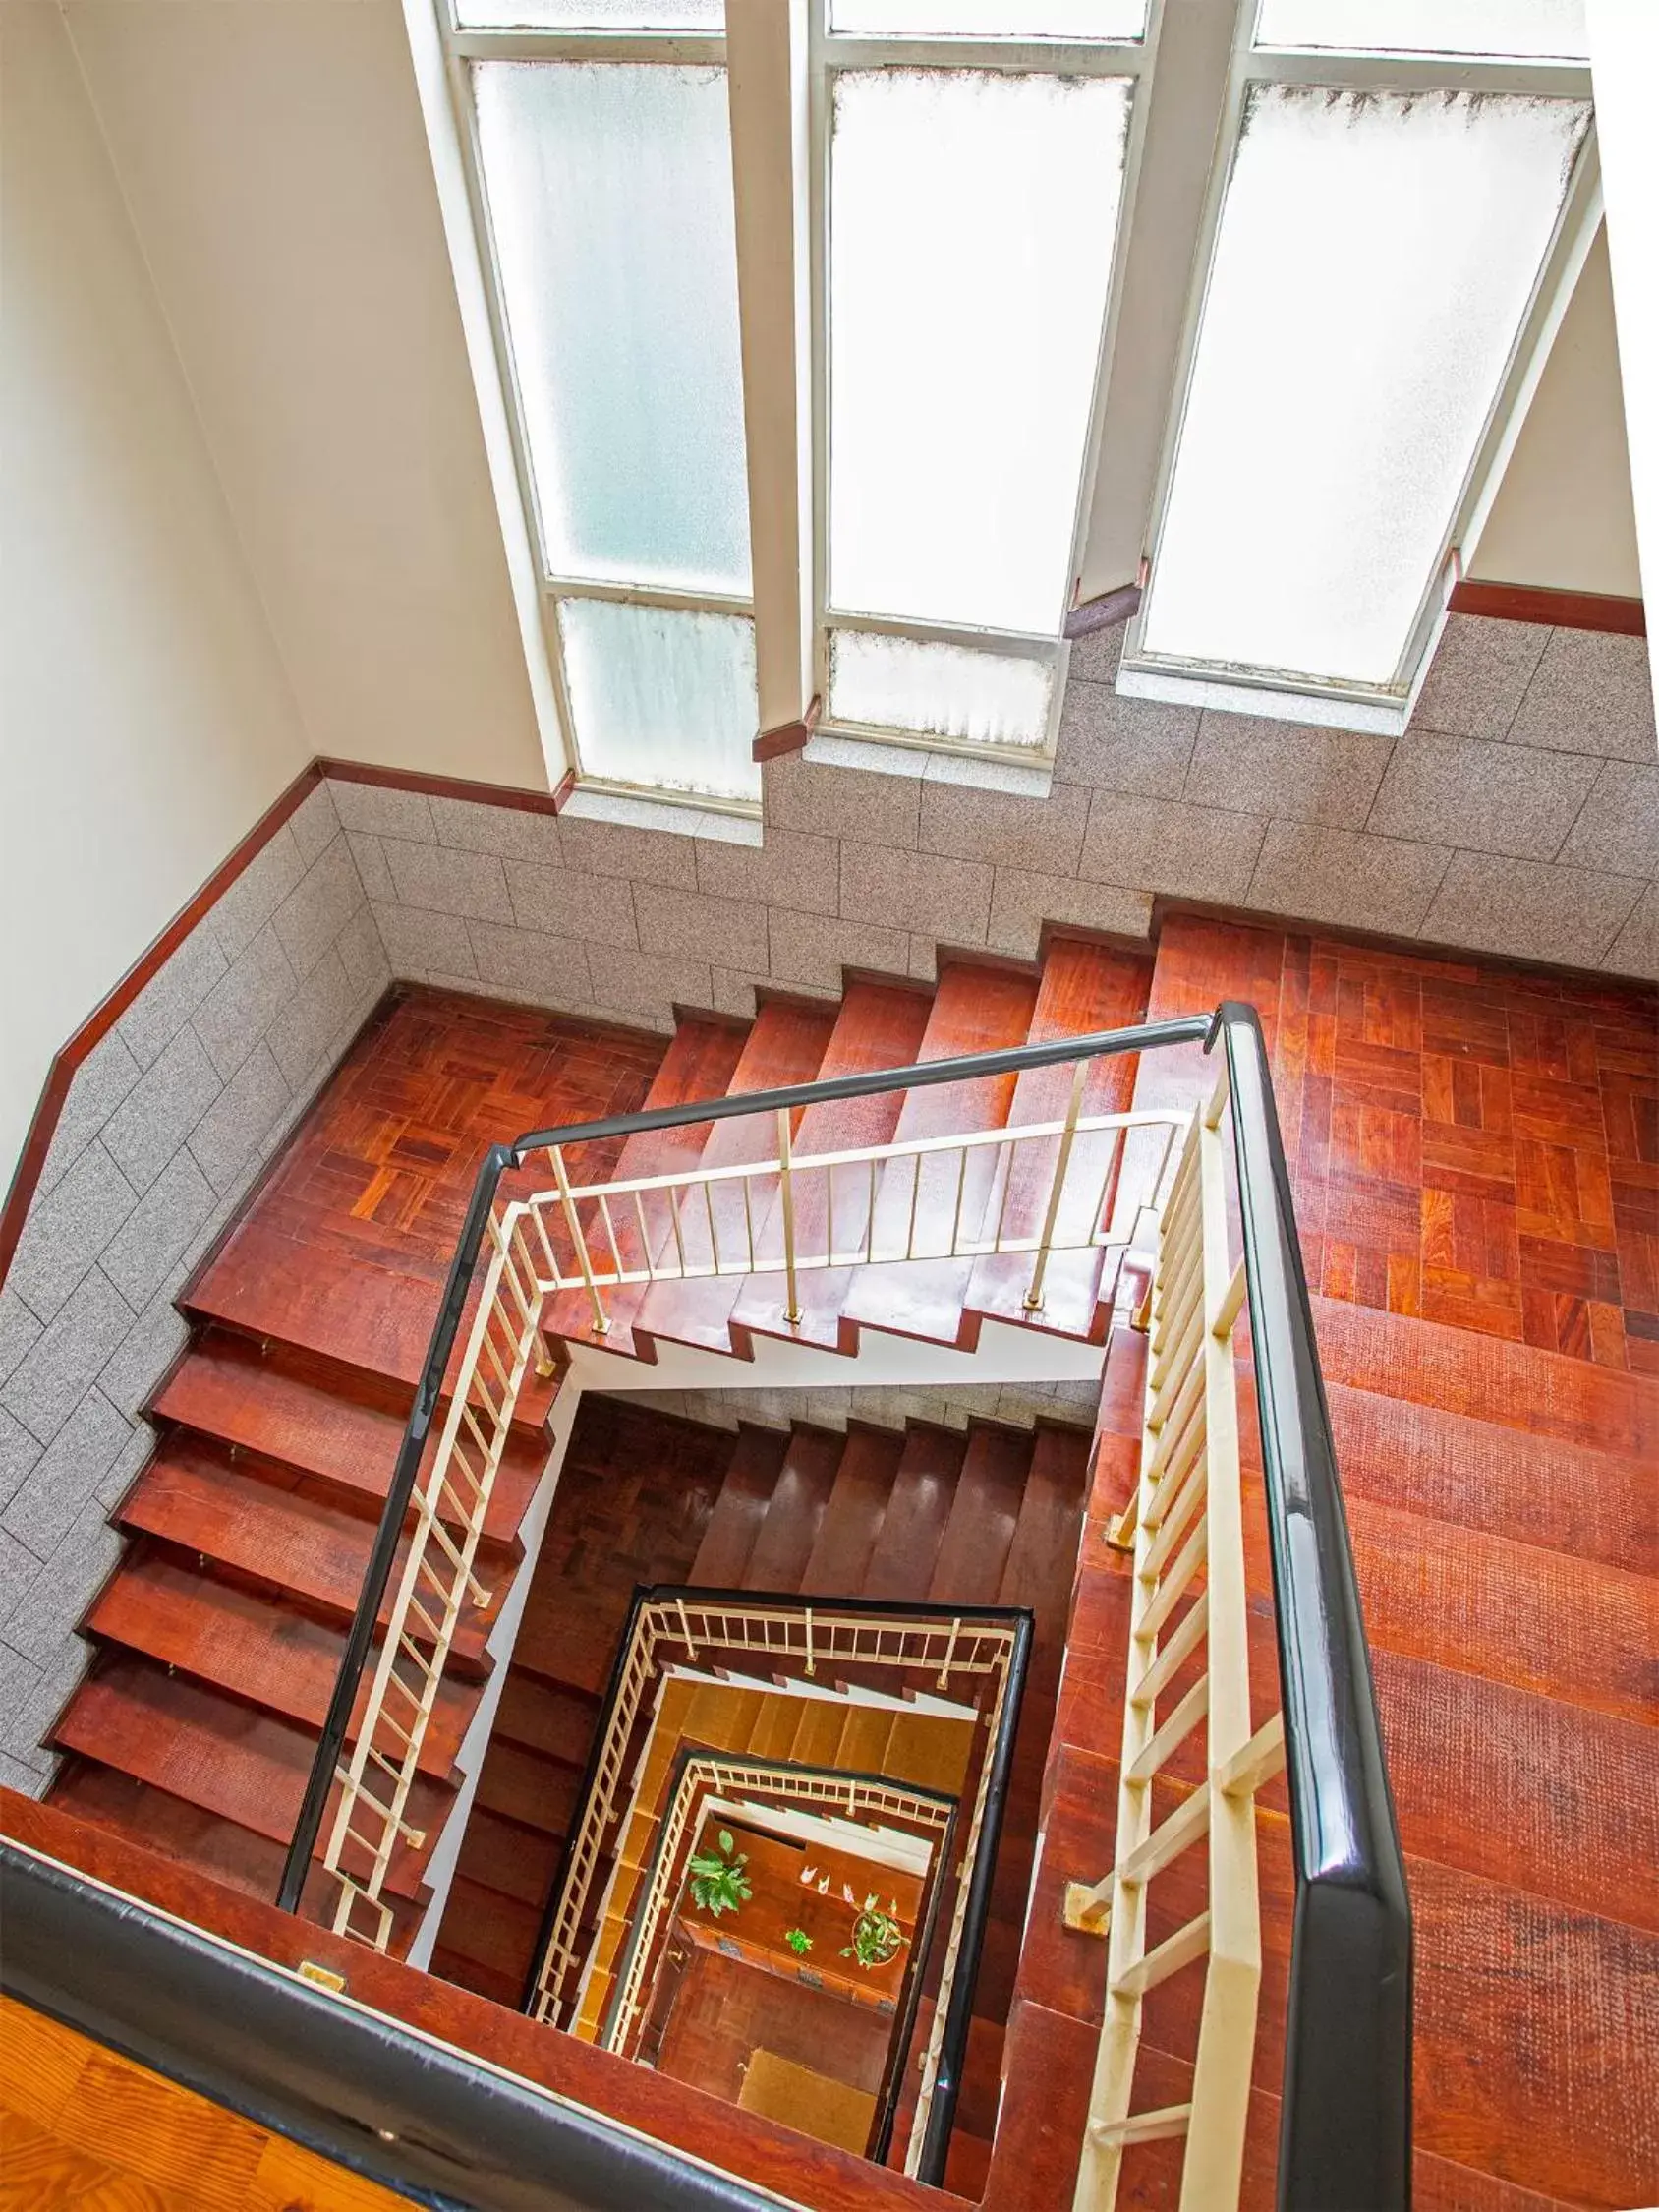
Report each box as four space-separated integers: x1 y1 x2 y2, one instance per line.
62 0 548 792
1469 227 1642 598
0 0 311 1178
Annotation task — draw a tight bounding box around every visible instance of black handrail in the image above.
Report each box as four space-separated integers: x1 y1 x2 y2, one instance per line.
269 997 1412 2207
1214 1003 1412 2210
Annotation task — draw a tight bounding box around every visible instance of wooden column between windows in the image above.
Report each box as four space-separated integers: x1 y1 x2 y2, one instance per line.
726 0 814 738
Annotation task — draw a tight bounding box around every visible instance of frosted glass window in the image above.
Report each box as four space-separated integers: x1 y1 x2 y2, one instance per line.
830 2 1147 35
558 600 760 800
1140 87 1588 689
829 70 1131 636
458 3 720 31
1255 0 1586 59
475 63 750 595
830 630 1054 748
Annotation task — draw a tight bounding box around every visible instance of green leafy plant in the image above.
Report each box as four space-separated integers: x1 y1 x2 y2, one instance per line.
840 1895 908 1971
783 1927 813 1956
687 1829 752 1919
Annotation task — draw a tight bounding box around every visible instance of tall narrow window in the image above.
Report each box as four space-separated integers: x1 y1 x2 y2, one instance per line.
1254 0 1588 62
822 46 1135 752
472 47 759 799
1137 85 1589 692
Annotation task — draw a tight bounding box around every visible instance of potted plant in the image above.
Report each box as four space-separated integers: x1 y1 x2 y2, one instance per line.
841 1895 908 1971
783 1928 813 1956
687 1830 752 1919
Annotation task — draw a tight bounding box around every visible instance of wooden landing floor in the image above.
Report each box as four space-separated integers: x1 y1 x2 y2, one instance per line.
0 1991 413 2210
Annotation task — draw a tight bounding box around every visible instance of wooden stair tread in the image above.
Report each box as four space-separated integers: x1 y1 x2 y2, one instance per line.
489 1675 601 1766
965 940 1153 1343
429 1945 525 2011
690 1426 790 1588
799 1428 905 1596
431 1873 544 1985
451 1805 566 1912
929 1426 1031 1607
116 1436 498 1670
862 1427 965 1601
151 1330 542 1546
998 1427 1091 1692
473 1736 581 1838
742 1426 843 1592
728 980 937 1357
84 1545 476 1776
633 1001 840 1359
838 965 1040 1352
51 1656 446 1903
543 1015 750 1359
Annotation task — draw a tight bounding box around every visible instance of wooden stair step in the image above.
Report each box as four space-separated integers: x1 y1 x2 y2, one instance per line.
787 1698 851 1769
429 1945 525 2010
689 1426 790 1588
1331 1491 1659 1727
488 1675 601 1766
965 939 1153 1343
450 1804 565 1912
838 964 1041 1354
799 1427 905 1597
116 1435 498 1670
835 1706 896 1775
861 1426 966 1601
84 1544 476 1777
429 1873 544 1990
1311 1294 1659 1459
880 1711 976 1797
1324 1377 1658 1579
997 1426 1091 1693
951 2012 1007 2144
634 1000 840 1358
151 1329 542 1547
473 1737 582 1839
727 979 937 1357
50 1656 445 1903
929 1426 1032 1607
741 1426 843 1593
543 1015 750 1361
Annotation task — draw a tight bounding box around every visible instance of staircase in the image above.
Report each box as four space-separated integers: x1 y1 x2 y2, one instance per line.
431 1395 1093 2188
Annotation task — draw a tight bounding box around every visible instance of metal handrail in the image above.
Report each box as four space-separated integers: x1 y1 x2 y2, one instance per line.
273 999 1410 2209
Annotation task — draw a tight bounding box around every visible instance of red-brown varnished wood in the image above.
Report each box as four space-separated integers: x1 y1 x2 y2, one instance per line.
798 1426 905 1596
488 1675 601 1767
543 1014 749 1361
997 1426 1090 1693
450 1804 565 1911
83 1544 477 1775
634 999 840 1358
51 1656 447 1903
928 1426 1031 1608
861 1426 965 1601
472 1735 580 1840
115 1437 497 1670
965 939 1154 1341
840 965 1041 1353
689 1425 789 1588
729 980 938 1357
742 1424 844 1593
150 1330 542 1543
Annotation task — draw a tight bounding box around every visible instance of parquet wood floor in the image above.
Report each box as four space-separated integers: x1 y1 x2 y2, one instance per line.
0 1991 413 2210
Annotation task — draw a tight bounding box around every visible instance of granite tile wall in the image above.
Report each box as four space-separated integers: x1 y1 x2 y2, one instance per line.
0 781 389 1791
353 616 1658 1036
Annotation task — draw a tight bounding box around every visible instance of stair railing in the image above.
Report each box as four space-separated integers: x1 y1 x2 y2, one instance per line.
276 1003 1410 2212
522 1581 1032 2185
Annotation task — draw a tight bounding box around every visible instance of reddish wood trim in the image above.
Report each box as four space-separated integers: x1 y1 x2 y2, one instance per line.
317 756 571 816
1063 582 1142 640
753 693 821 764
1449 579 1646 636
0 762 323 1292
0 1793 956 2212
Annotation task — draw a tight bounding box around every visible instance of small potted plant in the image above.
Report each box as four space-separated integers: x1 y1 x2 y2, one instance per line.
841 1895 908 1972
783 1928 813 1956
687 1829 752 1919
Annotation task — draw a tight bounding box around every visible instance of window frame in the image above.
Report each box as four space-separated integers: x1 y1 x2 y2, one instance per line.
807 5 1166 767
441 12 765 814
1115 6 1599 728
